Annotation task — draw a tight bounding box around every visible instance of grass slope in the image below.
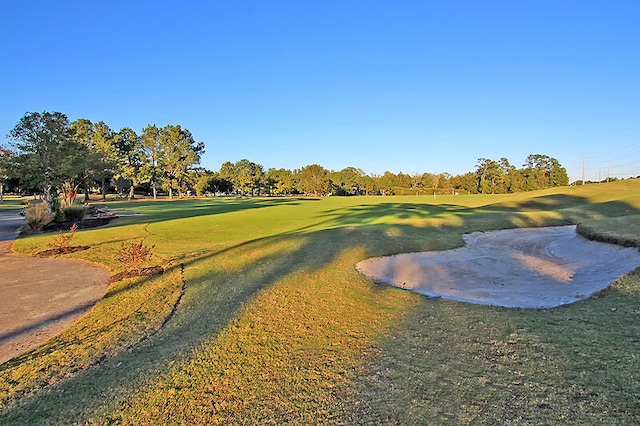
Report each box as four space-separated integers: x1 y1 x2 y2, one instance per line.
1 180 639 424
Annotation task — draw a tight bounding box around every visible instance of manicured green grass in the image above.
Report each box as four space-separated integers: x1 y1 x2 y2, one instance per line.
578 215 640 247
0 197 26 211
1 181 640 424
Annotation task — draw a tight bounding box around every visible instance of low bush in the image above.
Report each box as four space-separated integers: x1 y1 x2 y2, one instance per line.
48 223 77 251
50 196 64 223
24 203 54 232
63 205 87 222
117 238 155 272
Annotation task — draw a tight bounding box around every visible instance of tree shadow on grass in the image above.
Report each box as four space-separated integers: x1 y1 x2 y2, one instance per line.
344 269 640 424
0 223 449 422
319 194 640 234
94 197 316 229
2 194 640 423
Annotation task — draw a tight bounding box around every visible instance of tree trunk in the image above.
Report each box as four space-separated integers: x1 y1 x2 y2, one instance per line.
101 177 107 201
84 186 90 202
44 185 53 212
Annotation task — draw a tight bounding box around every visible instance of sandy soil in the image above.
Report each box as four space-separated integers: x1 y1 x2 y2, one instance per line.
0 212 109 364
357 226 640 308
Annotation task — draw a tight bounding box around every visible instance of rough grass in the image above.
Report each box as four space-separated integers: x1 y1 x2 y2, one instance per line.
1 180 640 424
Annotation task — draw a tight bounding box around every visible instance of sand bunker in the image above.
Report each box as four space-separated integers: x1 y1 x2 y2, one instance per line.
356 226 640 308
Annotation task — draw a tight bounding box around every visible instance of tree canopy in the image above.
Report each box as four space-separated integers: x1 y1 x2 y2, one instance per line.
7 111 89 207
5 111 575 202
297 164 330 196
157 125 204 199
5 112 205 202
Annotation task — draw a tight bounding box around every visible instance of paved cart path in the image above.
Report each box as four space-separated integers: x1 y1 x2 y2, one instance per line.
0 211 109 364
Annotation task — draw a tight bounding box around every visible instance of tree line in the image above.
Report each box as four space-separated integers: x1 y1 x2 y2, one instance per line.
201 155 569 197
3 111 570 204
3 111 204 207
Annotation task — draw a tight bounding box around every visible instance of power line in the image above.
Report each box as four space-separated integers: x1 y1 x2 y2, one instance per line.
581 141 640 180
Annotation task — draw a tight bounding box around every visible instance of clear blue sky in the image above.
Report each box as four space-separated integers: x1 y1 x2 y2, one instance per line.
2 0 639 183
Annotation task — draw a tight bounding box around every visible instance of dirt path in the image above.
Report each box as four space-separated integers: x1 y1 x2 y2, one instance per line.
357 226 640 308
0 212 109 364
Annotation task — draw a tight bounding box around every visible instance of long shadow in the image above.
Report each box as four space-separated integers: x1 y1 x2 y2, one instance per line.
90 197 315 230
348 270 640 423
0 300 99 345
0 233 340 421
2 194 639 422
483 193 639 217
321 195 640 233
1 221 450 422
483 193 589 211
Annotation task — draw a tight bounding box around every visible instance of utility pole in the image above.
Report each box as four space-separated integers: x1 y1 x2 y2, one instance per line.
582 153 586 185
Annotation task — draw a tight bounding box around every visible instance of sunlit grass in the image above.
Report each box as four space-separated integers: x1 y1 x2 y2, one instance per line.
578 214 640 247
0 197 25 211
2 180 640 424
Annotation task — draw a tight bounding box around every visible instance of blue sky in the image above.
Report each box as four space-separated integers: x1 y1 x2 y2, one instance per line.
1 1 639 183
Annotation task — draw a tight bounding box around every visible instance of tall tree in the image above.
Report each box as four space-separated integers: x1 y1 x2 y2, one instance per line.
375 171 397 196
71 118 117 201
0 147 14 202
92 121 118 199
331 167 366 195
265 168 296 196
219 159 264 195
114 127 144 199
297 164 330 196
219 161 236 192
157 125 204 199
141 125 162 199
7 111 87 208
450 172 478 194
523 154 569 190
194 170 233 196
475 158 503 194
357 174 377 195
236 159 264 195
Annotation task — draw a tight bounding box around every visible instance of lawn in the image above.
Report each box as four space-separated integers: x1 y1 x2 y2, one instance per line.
0 197 26 212
1 180 640 424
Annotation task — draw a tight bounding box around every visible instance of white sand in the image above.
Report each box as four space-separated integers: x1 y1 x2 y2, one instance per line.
356 226 640 308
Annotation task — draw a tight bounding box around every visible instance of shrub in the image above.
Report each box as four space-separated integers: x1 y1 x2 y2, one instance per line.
63 206 87 222
117 239 155 272
24 203 54 232
50 196 64 223
48 223 78 251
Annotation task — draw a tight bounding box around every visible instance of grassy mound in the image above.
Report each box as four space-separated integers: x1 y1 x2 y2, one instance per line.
577 214 640 247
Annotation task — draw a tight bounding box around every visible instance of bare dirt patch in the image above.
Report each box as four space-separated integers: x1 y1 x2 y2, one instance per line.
36 245 91 256
109 265 164 283
356 226 640 308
